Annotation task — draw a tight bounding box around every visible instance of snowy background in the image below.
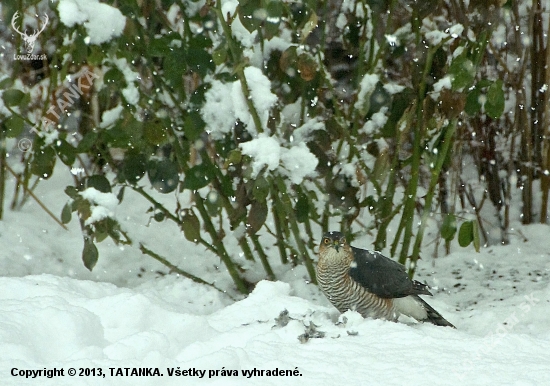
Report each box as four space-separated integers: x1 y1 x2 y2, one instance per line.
1 0 550 384
0 167 549 386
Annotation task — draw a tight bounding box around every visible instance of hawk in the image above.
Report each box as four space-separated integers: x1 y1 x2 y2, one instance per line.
316 231 455 328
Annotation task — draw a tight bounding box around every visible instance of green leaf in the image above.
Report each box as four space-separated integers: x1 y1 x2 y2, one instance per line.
149 35 178 57
95 231 108 243
164 47 186 88
0 77 13 89
247 201 268 234
55 139 76 166
183 112 205 141
212 46 227 66
77 131 99 152
238 0 263 33
265 0 283 39
485 80 505 119
224 149 242 168
440 214 457 241
72 34 88 64
2 115 25 138
104 68 125 85
147 159 179 194
458 220 474 247
61 202 72 224
449 57 475 90
75 198 92 221
123 153 147 184
181 209 201 242
65 186 79 199
465 87 482 116
182 164 214 190
31 146 56 178
186 47 214 77
252 176 270 201
88 46 104 66
87 175 112 193
82 238 99 271
2 89 25 107
143 118 168 146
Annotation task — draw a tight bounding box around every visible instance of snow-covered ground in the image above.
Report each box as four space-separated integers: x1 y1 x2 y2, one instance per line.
0 166 549 386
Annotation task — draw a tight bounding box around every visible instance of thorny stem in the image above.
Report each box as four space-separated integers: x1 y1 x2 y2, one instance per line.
129 185 217 255
213 0 264 133
4 163 68 230
250 233 275 280
139 243 235 300
409 120 456 276
194 192 249 294
273 177 317 284
395 45 437 265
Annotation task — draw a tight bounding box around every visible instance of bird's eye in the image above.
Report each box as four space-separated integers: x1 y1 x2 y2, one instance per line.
323 238 330 244
341 238 346 244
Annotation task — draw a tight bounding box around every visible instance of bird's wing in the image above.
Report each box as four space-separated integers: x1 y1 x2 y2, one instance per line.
349 246 432 298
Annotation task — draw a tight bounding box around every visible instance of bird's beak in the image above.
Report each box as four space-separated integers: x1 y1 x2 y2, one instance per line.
333 240 340 252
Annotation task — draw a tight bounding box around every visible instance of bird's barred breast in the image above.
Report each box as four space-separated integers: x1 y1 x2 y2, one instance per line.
317 266 397 321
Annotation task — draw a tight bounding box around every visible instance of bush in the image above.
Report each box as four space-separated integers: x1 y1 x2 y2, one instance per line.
1 0 548 292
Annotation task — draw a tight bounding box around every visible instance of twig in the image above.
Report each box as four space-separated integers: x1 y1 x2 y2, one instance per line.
4 163 68 230
139 243 235 300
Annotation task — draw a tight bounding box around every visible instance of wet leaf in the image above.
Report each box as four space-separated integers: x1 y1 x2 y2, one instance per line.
147 159 179 194
55 139 76 166
182 164 214 190
441 214 457 241
465 87 482 116
144 117 168 146
449 57 475 90
30 146 56 179
123 153 147 184
2 89 25 106
82 238 99 271
87 175 112 193
61 202 72 224
248 201 268 234
485 80 505 119
2 115 24 138
76 131 99 153
458 220 474 247
252 176 270 202
181 209 201 242
64 186 79 199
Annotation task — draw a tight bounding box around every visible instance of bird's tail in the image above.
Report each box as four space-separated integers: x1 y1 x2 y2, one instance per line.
414 295 455 328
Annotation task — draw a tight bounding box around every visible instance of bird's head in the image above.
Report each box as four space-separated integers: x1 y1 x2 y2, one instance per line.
319 231 349 254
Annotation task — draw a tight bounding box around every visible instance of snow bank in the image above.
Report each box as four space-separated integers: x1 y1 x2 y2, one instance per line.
0 275 549 386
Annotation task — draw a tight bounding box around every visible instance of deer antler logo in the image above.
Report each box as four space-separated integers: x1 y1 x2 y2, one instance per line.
11 11 49 54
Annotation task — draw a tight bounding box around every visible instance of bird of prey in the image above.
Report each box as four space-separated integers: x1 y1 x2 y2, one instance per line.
316 231 455 328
